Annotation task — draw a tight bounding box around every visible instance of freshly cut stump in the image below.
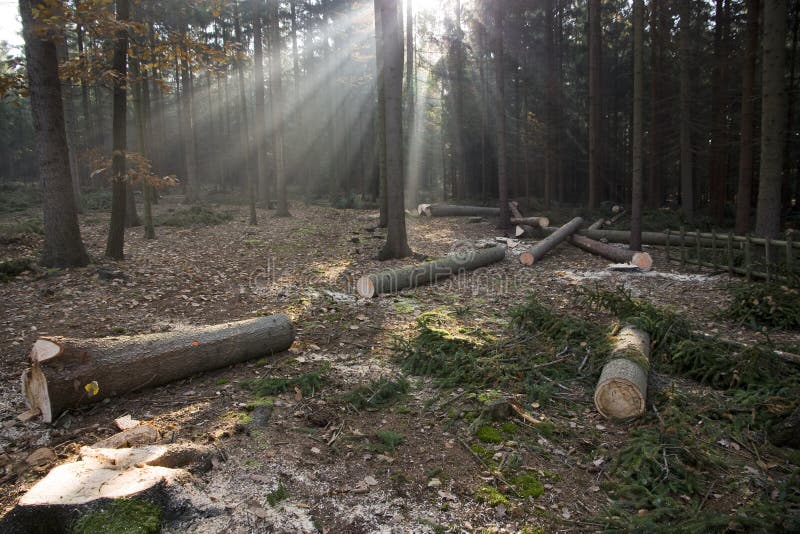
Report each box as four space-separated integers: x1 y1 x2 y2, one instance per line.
22 315 295 423
594 326 650 420
357 245 506 297
518 217 583 266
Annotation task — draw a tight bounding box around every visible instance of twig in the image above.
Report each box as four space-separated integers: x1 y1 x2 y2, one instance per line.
695 481 716 515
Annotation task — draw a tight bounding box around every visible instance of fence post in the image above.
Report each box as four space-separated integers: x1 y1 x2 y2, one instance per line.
727 232 734 276
745 234 752 281
680 226 686 268
765 237 771 282
695 228 702 272
711 229 718 270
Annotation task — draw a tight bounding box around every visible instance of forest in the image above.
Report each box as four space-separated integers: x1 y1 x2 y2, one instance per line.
0 0 799 532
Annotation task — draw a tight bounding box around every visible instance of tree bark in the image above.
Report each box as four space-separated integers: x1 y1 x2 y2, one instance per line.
180 46 199 204
679 0 694 220
518 217 583 266
755 0 788 238
105 0 130 260
708 0 730 225
378 0 411 260
22 315 295 423
373 0 388 227
735 0 759 235
494 1 510 229
19 0 88 268
630 0 643 252
252 0 268 210
594 326 650 420
420 204 500 217
588 0 601 209
358 245 506 298
569 234 652 271
234 3 257 226
269 0 290 217
544 0 555 209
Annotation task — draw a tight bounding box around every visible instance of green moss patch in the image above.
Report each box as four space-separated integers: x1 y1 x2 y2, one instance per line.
70 499 161 534
476 425 503 444
512 474 544 498
474 485 508 506
266 484 288 506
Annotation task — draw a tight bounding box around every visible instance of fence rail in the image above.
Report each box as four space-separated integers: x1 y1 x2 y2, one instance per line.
664 227 798 283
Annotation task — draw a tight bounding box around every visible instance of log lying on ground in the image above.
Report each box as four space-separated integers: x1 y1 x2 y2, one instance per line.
541 227 717 247
357 245 506 297
511 217 550 228
594 325 650 420
588 208 628 230
419 204 500 217
518 217 583 266
22 315 295 423
509 202 537 238
569 234 653 271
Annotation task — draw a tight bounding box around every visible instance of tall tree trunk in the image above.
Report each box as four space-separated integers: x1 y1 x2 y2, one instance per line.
544 0 555 209
708 0 729 225
647 0 664 208
755 0 788 238
495 1 510 229
784 0 800 213
20 0 88 267
269 0 289 216
630 0 643 252
140 58 155 240
477 21 489 203
588 0 601 208
252 0 268 209
234 3 258 225
76 20 94 154
377 0 411 260
374 0 388 227
679 0 694 220
289 0 303 200
452 0 466 200
180 22 198 204
105 0 129 260
735 0 759 235
55 39 82 214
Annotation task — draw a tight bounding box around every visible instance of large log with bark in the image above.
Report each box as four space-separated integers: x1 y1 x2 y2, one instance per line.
594 325 650 420
511 216 550 228
540 227 717 247
569 234 653 271
357 245 506 297
418 204 500 217
22 315 295 422
518 217 583 266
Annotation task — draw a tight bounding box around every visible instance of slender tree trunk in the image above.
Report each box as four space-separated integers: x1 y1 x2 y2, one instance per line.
630 0 643 252
180 22 198 203
55 38 82 214
378 0 411 260
708 0 729 225
477 22 488 203
784 0 800 213
544 0 555 209
679 0 694 220
76 20 94 155
588 0 601 208
374 0 388 227
252 0 268 209
735 0 759 235
269 0 289 216
495 1 510 229
755 0 788 238
234 4 257 225
20 0 88 267
289 0 303 200
105 0 129 260
452 0 466 200
141 59 155 240
647 0 664 208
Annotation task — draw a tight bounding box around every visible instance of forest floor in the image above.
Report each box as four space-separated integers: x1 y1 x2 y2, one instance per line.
0 196 798 533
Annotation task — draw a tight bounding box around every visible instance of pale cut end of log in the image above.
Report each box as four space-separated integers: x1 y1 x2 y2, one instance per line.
518 251 534 266
356 276 376 298
612 204 622 214
539 217 550 229
631 252 653 272
594 359 647 420
515 225 526 238
30 339 61 363
417 203 431 216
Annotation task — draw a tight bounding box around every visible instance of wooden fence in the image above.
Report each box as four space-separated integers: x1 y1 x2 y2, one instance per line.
664 228 800 283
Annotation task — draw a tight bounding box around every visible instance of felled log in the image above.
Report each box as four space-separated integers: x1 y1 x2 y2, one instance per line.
511 217 550 228
357 245 506 297
22 315 295 423
509 202 537 238
569 234 653 271
594 326 650 420
419 204 500 217
518 217 583 266
541 227 716 247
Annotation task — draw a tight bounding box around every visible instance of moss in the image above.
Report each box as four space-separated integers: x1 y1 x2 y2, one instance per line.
500 422 519 435
476 425 504 444
533 421 555 438
216 378 230 386
474 485 509 506
245 397 274 411
512 474 545 498
266 484 288 506
70 499 161 534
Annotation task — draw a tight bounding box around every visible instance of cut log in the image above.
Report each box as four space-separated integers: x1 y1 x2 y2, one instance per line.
588 218 605 230
541 227 716 247
594 326 650 420
357 244 506 297
569 234 653 271
510 216 550 228
21 315 295 423
509 202 537 238
421 204 500 217
518 217 583 266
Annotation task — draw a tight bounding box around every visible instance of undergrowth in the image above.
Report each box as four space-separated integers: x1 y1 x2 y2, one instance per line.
344 376 409 410
0 217 43 236
725 282 800 330
158 205 233 227
0 258 34 282
70 498 161 534
242 367 327 398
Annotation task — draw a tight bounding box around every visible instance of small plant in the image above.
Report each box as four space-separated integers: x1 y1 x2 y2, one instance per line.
266 484 288 506
0 258 34 282
725 282 800 330
70 498 161 534
344 376 410 410
500 422 518 435
0 217 43 236
512 474 544 498
476 425 503 444
374 430 404 451
242 368 326 398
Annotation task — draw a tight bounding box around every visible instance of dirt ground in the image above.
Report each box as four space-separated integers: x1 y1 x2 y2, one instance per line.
0 198 798 533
